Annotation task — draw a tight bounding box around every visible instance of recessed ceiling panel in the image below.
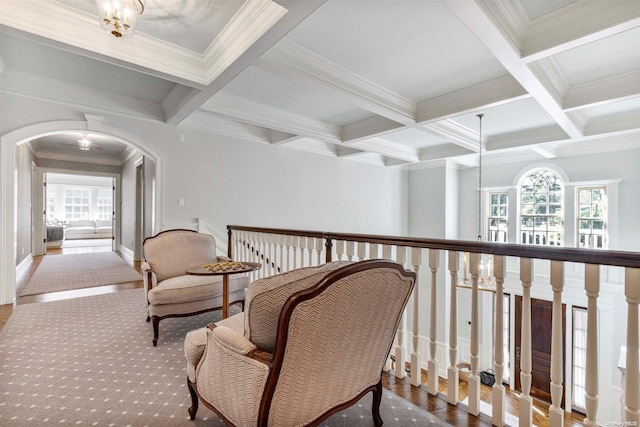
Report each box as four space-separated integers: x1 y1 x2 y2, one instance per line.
221 66 373 124
552 27 640 86
285 0 507 101
35 132 129 157
449 98 558 136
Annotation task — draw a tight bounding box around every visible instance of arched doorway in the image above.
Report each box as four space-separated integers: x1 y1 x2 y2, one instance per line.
0 119 164 305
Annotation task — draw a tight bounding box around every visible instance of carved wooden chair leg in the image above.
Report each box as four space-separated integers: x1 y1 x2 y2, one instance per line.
187 378 199 420
152 316 160 346
372 379 383 426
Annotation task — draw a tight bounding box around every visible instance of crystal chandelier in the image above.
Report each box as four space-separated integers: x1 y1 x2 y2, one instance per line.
95 1 145 38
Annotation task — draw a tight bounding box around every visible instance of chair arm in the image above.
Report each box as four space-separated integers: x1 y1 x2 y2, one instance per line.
142 263 157 300
194 326 271 426
207 323 273 367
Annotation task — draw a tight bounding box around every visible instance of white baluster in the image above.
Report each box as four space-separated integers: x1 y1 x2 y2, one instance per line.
277 234 284 274
468 253 480 416
292 236 299 270
493 255 506 426
584 264 599 426
346 241 355 261
428 249 439 395
382 244 392 260
394 246 407 379
410 247 422 387
306 237 313 267
370 243 380 260
549 261 565 427
285 235 292 272
336 240 345 261
624 268 640 424
447 251 459 405
519 258 533 427
358 241 367 261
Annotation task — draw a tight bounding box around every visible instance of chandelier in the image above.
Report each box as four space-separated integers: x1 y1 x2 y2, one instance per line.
95 0 145 38
459 113 495 291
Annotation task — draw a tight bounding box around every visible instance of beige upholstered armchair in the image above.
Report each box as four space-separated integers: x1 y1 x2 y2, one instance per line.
142 229 250 346
184 259 416 426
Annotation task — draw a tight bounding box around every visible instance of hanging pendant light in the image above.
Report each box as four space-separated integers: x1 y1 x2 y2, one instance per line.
95 0 145 38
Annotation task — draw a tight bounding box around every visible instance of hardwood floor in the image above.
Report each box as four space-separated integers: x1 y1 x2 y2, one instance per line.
2 245 587 427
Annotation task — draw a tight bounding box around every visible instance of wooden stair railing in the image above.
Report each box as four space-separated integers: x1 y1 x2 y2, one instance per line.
227 224 640 426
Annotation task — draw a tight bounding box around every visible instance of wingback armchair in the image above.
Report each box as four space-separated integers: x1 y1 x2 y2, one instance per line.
142 229 250 346
184 259 416 426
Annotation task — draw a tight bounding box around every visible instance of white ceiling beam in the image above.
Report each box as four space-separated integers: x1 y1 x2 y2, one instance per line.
520 1 640 62
164 1 327 125
584 111 640 137
563 70 640 111
349 138 420 163
269 130 300 146
256 38 416 126
341 116 407 144
336 146 367 158
418 144 474 162
423 120 480 152
0 69 165 122
180 110 272 144
529 145 558 159
487 125 570 151
200 92 341 144
444 0 584 139
416 75 530 123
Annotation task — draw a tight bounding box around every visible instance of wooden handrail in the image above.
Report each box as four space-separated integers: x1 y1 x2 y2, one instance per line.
228 225 640 269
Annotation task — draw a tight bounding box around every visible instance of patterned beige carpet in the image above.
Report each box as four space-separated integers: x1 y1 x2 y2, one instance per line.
20 252 142 296
0 289 452 426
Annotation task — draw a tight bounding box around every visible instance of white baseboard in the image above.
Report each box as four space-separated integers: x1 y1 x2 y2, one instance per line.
16 255 33 281
118 245 134 263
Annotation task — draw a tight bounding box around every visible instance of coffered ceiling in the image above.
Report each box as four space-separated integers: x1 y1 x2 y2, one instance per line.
1 0 638 168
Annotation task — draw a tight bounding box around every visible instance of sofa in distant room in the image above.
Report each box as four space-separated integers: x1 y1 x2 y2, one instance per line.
64 219 113 240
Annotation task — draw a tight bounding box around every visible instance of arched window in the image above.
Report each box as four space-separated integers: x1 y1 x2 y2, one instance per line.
519 169 563 246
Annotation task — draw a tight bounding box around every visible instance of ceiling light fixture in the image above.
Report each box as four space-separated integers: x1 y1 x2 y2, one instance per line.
95 0 145 38
78 137 92 151
459 113 495 291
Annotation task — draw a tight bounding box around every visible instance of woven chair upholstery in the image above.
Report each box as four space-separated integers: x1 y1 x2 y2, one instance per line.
142 229 250 346
184 259 416 427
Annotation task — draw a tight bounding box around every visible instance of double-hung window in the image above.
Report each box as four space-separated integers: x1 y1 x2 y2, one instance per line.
577 186 607 249
97 189 113 221
488 192 508 243
64 188 90 220
519 170 563 246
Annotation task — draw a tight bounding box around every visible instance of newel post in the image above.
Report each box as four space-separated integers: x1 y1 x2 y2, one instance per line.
324 234 333 263
584 264 600 426
227 227 233 258
624 268 640 424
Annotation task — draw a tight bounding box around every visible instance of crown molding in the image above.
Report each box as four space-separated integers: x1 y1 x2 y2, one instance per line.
521 1 640 61
528 58 569 106
341 116 406 144
488 125 570 150
257 38 416 125
284 138 338 157
201 0 287 83
584 111 640 137
416 75 529 123
0 69 165 122
477 0 529 54
424 120 480 151
418 144 474 163
200 92 341 143
563 70 640 111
